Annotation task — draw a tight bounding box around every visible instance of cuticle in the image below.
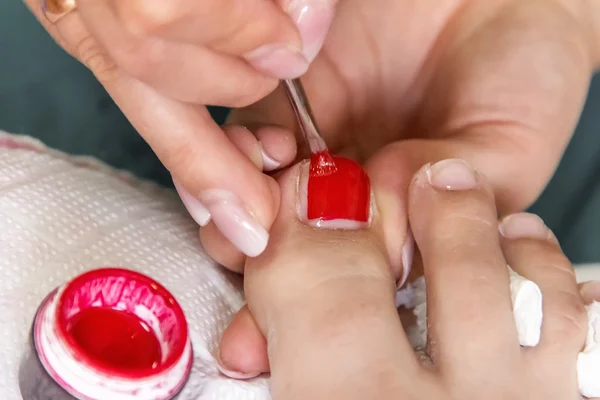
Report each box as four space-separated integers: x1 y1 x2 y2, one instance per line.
413 163 431 187
367 188 376 227
295 160 310 222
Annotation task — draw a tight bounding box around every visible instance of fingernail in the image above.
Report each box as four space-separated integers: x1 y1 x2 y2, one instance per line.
244 44 309 79
580 281 600 303
216 352 260 380
259 143 281 171
298 151 371 229
173 180 211 226
42 0 76 23
200 190 269 257
426 159 478 191
398 230 414 288
286 0 335 62
499 212 554 241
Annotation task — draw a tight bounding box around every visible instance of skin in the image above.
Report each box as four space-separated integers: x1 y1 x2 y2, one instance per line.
24 0 600 395
200 4 600 367
24 0 338 260
235 158 596 399
219 0 599 270
25 0 599 266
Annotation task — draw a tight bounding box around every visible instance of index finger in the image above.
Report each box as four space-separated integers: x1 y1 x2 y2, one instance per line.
23 2 277 257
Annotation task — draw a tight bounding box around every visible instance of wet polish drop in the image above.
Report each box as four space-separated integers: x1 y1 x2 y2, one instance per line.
67 307 162 371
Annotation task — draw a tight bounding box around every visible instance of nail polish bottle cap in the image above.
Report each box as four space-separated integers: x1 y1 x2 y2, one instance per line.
33 268 193 399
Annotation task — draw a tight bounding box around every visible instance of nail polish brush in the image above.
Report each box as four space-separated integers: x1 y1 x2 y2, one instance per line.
283 79 370 226
283 79 337 176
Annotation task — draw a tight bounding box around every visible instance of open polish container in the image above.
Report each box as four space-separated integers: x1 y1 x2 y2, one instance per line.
19 268 193 400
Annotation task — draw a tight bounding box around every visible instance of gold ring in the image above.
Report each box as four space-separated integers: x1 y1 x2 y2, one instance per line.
42 0 77 23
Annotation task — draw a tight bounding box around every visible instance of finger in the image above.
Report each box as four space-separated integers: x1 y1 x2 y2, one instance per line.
499 213 587 355
199 125 292 271
24 2 278 259
128 91 277 259
200 176 280 272
74 0 296 104
210 124 296 377
112 0 335 64
408 159 519 369
253 126 299 171
217 125 298 173
364 148 415 287
217 305 269 379
243 156 415 397
365 135 547 295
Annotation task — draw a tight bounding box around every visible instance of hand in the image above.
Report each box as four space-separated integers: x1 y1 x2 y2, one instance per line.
221 157 593 400
24 0 338 258
226 0 600 272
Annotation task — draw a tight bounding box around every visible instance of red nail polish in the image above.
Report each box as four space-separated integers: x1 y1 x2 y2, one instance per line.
307 151 371 223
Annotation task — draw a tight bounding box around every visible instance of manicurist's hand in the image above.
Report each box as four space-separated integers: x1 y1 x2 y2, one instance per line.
25 0 338 258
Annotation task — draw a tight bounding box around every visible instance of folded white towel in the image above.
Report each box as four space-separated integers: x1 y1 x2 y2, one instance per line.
403 273 600 398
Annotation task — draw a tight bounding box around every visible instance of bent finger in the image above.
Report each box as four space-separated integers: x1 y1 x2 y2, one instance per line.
199 125 293 271
218 125 297 173
120 86 276 259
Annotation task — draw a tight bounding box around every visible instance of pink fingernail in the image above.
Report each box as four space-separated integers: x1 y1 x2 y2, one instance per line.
398 230 414 288
287 0 335 62
426 159 478 191
173 180 211 226
580 280 600 304
259 143 281 171
244 44 309 79
200 190 269 257
499 212 554 241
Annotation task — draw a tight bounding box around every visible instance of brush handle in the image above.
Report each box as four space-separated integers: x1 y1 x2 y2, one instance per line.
283 79 328 154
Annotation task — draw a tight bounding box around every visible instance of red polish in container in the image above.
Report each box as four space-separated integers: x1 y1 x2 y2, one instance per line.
19 268 193 400
306 150 371 226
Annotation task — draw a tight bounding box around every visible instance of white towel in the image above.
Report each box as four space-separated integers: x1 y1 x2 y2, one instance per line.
0 132 266 400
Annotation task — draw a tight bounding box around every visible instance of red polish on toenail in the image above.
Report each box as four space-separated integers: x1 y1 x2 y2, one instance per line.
307 150 370 223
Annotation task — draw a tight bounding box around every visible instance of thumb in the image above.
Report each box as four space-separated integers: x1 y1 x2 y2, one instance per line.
240 155 414 398
104 76 277 258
